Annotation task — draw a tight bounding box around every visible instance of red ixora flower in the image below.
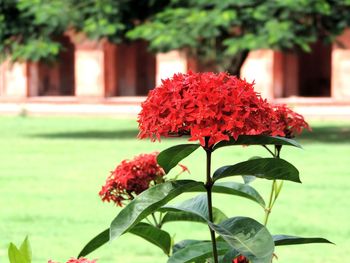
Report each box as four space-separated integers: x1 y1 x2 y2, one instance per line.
99 152 166 206
273 104 311 138
138 71 283 147
48 257 96 263
232 255 249 263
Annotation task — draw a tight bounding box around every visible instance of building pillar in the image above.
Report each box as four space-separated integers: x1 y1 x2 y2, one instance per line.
73 38 106 98
27 62 40 96
156 51 188 86
331 29 350 100
241 50 275 100
0 61 28 98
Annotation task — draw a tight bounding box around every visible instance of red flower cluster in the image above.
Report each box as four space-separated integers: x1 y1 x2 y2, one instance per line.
232 255 249 263
138 72 310 146
273 104 311 138
99 152 165 206
48 258 96 263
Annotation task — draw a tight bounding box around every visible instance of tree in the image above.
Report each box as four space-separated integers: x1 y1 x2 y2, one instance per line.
0 0 70 61
2 0 350 76
0 0 168 61
127 0 350 76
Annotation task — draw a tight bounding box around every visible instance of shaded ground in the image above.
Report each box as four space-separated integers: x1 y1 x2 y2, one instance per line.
299 124 350 144
30 123 350 143
31 129 140 140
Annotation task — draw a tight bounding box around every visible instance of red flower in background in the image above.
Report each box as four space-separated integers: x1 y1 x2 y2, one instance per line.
48 258 96 263
232 255 249 263
138 71 283 147
99 152 165 206
273 104 311 138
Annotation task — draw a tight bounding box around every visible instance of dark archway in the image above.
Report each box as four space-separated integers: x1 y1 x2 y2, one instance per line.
104 41 156 97
38 35 75 96
298 41 331 97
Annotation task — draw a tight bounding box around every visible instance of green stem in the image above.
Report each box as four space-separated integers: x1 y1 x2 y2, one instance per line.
145 217 153 225
204 138 218 263
158 212 163 226
262 145 275 157
263 180 275 226
151 213 159 228
263 145 283 226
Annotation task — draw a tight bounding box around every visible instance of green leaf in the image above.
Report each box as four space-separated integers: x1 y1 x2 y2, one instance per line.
213 135 302 151
129 222 171 255
161 207 228 225
78 229 109 258
220 249 239 263
213 158 300 183
273 235 333 246
209 217 274 263
168 240 230 263
110 180 204 241
161 210 205 225
212 181 265 207
172 240 203 254
162 194 209 221
79 223 172 257
157 144 200 174
8 243 28 263
19 236 31 263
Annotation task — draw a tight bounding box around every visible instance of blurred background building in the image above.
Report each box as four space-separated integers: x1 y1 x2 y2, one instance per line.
2 31 350 101
1 1 350 116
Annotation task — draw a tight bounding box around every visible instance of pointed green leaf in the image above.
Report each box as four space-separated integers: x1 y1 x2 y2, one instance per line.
209 217 274 263
19 236 31 263
161 207 228 225
168 241 230 263
79 223 172 257
110 180 204 241
157 144 200 174
213 135 302 151
212 181 265 207
162 194 209 221
129 222 171 255
161 210 205 224
213 158 300 183
8 243 28 263
273 235 333 246
78 228 109 258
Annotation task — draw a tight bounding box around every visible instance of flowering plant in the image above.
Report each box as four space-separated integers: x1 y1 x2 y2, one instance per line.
79 72 330 262
99 152 166 206
49 258 96 263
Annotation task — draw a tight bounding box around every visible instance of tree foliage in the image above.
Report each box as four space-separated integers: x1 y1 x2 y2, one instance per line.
1 0 350 73
0 0 70 61
127 0 350 74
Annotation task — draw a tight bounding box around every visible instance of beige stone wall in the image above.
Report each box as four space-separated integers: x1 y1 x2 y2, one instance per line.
75 49 104 97
332 29 350 100
156 51 188 87
0 61 27 97
241 50 275 100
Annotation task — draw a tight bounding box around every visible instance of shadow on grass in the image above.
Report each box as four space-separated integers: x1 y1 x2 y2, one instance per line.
31 129 139 140
30 125 350 143
298 125 350 144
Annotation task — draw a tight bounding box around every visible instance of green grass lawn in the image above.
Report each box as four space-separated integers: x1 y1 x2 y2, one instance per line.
0 116 349 263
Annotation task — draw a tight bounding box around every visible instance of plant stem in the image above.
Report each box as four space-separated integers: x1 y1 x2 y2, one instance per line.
263 145 283 226
262 145 275 157
204 138 219 263
263 180 275 226
151 213 159 228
